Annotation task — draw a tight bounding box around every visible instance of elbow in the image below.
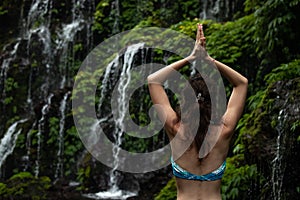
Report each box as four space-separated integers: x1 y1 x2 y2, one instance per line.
238 75 248 87
242 77 248 86
147 74 158 85
147 75 153 84
234 76 248 90
241 77 248 92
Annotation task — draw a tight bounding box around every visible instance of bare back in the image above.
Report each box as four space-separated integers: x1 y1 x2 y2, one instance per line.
168 122 233 200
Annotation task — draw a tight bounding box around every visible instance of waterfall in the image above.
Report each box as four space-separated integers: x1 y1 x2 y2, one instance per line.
0 119 28 170
55 0 88 88
111 0 121 34
26 0 53 100
1 0 93 109
0 41 22 107
84 43 144 200
109 43 144 191
97 57 119 114
271 108 288 200
24 121 37 171
199 0 237 21
0 0 94 179
35 93 54 177
54 92 70 180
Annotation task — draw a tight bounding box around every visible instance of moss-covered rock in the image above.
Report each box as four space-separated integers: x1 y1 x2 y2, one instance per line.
154 177 176 200
0 172 51 200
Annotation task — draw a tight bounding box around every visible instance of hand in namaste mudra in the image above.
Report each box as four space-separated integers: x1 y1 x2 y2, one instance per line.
189 24 211 61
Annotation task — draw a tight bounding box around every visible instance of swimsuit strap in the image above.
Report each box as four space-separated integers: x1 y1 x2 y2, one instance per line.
170 157 226 181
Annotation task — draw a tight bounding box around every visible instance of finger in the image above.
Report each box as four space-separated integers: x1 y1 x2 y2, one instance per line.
196 23 201 43
199 24 205 38
201 39 206 48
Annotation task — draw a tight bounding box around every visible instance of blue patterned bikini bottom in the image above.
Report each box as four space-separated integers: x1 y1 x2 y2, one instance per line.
170 157 226 181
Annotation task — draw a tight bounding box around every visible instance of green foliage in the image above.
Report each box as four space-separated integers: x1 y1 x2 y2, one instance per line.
264 59 300 84
234 57 300 198
121 0 155 29
154 177 177 200
0 172 51 200
63 126 83 177
15 130 26 149
2 77 19 105
206 15 256 66
237 94 274 158
4 77 18 92
72 69 101 130
76 164 91 191
291 120 300 133
245 0 300 64
3 96 13 104
171 19 205 38
93 0 202 39
73 43 83 53
0 6 7 15
93 0 112 34
0 183 7 196
29 129 38 146
221 156 264 200
246 89 266 111
47 117 59 144
122 134 149 153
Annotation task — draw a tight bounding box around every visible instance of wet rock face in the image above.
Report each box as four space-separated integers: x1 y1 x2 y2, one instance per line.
268 77 300 159
199 0 242 21
271 78 300 121
269 78 300 198
243 77 300 156
241 77 300 199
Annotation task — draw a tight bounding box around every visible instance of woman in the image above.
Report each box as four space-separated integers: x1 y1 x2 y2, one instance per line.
147 24 248 200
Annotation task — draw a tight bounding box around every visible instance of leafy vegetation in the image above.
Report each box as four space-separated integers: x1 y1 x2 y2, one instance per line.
154 177 177 200
221 156 263 200
0 0 299 199
0 172 51 200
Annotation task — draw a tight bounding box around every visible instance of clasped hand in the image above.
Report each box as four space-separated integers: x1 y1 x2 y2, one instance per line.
187 24 212 62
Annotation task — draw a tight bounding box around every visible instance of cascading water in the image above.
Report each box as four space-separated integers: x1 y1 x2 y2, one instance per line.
55 0 88 89
106 43 144 197
269 83 300 200
84 43 144 200
25 0 53 101
24 121 37 171
0 42 20 102
271 108 288 200
55 91 71 180
35 93 54 177
199 0 238 21
0 119 28 171
0 0 94 178
111 0 121 34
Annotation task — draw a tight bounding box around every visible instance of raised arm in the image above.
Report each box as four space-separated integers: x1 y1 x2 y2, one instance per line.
147 24 215 134
197 23 248 134
147 55 190 134
212 59 248 134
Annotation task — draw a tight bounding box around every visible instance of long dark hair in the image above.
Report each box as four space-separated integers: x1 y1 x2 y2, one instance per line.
176 72 212 154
